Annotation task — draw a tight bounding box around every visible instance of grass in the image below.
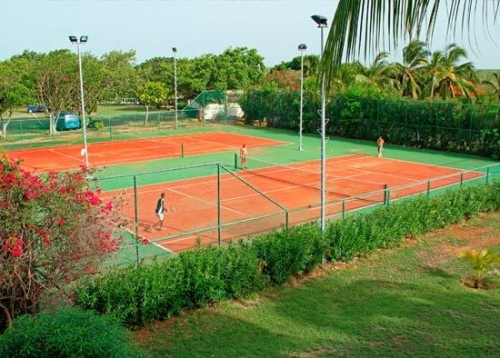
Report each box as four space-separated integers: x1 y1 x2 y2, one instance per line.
133 211 500 357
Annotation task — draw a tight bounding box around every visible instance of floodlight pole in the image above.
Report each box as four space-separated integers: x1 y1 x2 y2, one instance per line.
298 44 307 151
172 47 178 129
69 35 89 168
311 15 327 232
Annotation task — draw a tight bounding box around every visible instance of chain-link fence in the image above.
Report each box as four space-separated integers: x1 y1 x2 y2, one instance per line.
96 160 500 266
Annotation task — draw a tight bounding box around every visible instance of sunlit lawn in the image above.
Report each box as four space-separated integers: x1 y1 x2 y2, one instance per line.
134 212 500 357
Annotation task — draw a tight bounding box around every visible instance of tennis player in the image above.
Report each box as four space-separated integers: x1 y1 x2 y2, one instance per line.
155 192 166 230
377 136 385 158
240 144 248 169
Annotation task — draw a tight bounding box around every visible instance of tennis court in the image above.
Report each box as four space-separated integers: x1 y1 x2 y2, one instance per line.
6 127 495 259
100 152 485 254
7 131 285 172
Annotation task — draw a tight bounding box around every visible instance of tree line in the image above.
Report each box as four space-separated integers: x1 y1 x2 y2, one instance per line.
1 40 499 138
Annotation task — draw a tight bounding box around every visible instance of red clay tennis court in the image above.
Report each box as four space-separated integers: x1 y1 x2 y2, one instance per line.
102 153 483 253
7 132 285 172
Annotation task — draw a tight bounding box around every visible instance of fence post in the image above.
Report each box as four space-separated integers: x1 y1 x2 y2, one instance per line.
217 164 222 246
133 175 140 266
108 117 112 140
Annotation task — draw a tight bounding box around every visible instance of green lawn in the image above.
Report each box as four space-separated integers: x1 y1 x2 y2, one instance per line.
134 212 500 357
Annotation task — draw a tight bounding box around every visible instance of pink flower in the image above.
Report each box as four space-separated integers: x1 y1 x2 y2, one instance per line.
11 238 23 257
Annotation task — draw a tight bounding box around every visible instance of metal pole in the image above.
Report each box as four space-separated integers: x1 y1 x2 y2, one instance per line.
311 15 328 232
298 44 306 151
319 24 327 231
173 47 178 129
133 175 140 266
77 42 89 167
217 164 221 246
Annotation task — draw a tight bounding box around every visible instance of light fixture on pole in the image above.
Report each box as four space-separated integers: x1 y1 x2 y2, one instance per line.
172 47 178 130
298 43 307 151
311 14 327 232
69 35 89 168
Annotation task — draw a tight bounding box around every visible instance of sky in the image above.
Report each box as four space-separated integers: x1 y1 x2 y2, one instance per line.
2 0 500 69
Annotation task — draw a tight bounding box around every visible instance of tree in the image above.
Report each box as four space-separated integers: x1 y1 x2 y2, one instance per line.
431 44 477 101
394 40 429 99
79 54 109 115
0 157 124 331
323 1 499 92
32 50 78 134
212 47 265 90
100 50 139 102
354 52 398 92
0 58 33 138
137 81 169 125
481 73 500 103
421 50 445 100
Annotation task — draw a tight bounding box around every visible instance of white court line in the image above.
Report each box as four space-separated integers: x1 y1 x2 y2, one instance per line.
48 149 84 164
122 227 175 255
160 235 199 245
167 187 246 216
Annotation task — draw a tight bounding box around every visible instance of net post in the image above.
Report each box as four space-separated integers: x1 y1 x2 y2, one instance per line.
486 166 490 184
427 180 431 196
234 153 238 169
133 175 140 266
217 163 221 246
285 211 289 230
342 200 345 218
460 172 464 187
181 143 184 158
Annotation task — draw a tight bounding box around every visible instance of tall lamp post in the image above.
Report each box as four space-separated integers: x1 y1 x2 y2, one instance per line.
311 14 327 231
172 47 178 129
298 43 307 151
69 35 89 168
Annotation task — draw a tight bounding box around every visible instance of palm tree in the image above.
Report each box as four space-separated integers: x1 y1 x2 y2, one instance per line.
394 40 429 99
421 50 444 100
433 44 478 101
482 73 500 102
354 52 398 92
323 1 499 91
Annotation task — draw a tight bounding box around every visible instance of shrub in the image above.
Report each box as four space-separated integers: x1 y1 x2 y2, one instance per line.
0 307 143 358
251 223 325 284
74 181 500 328
0 157 124 331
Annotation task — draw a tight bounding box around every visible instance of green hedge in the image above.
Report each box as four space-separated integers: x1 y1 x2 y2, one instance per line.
239 90 500 159
0 307 142 358
75 181 500 327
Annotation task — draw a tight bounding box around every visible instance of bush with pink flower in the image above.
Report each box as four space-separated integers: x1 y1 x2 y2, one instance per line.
0 156 124 332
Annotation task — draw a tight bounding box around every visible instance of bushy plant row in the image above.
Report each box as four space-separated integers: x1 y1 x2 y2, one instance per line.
239 89 500 158
75 181 500 327
0 307 142 358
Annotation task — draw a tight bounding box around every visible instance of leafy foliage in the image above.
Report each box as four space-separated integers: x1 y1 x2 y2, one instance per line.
0 307 142 358
459 248 500 288
0 157 124 331
75 180 500 328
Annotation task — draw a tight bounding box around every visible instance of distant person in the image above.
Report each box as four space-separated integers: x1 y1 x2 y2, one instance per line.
377 136 385 158
155 192 166 231
240 144 248 169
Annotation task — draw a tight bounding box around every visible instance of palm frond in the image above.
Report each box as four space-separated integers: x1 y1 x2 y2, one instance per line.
323 0 500 93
